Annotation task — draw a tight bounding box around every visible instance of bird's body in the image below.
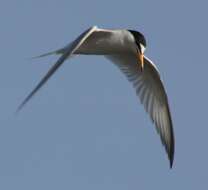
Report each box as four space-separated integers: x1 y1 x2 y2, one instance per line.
46 28 137 56
18 26 175 168
76 29 136 55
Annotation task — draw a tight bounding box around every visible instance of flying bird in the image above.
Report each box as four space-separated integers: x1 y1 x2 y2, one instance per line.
17 26 175 168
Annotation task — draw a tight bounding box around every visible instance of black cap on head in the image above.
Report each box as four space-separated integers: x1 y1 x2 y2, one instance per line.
128 30 146 50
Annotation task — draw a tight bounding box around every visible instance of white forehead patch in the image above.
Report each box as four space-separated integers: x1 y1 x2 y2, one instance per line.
140 43 146 54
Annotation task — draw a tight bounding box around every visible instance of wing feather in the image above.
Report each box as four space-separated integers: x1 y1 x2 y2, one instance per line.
17 26 98 112
106 54 175 167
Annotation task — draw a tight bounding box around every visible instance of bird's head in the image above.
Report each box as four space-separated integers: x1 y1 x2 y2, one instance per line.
128 30 146 71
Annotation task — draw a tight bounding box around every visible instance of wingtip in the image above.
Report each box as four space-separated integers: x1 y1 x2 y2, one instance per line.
169 146 174 169
15 103 24 115
15 94 31 114
169 157 174 169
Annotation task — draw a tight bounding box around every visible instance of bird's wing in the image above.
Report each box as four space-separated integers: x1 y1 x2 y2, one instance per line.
32 27 114 58
17 26 101 111
106 54 175 167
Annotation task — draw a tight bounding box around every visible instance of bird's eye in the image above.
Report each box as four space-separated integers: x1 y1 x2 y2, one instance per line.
139 43 146 54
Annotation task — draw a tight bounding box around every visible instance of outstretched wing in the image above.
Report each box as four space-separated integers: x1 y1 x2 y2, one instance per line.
17 26 99 112
106 54 175 167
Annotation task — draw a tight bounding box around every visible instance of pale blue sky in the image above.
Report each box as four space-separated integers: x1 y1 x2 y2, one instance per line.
0 0 207 189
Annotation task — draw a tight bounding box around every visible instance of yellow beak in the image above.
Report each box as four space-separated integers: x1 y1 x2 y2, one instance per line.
138 53 144 71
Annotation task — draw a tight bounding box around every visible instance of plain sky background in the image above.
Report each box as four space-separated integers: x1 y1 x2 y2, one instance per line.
0 0 207 189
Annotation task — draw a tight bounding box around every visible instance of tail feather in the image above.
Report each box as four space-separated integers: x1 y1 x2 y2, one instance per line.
31 47 65 59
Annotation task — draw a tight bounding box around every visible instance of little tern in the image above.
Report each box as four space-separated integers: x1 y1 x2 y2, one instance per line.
17 26 175 168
